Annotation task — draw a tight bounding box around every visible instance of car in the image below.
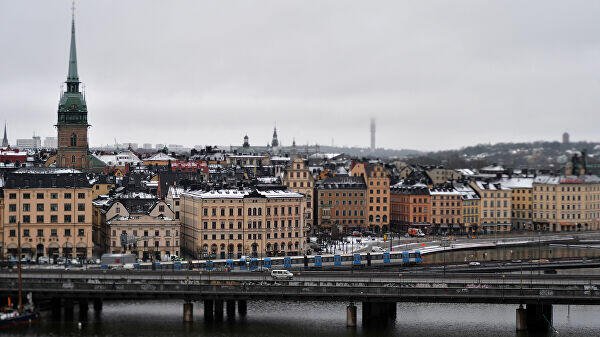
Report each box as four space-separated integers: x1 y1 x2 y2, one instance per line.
253 266 271 272
123 263 136 270
270 269 293 280
469 262 481 267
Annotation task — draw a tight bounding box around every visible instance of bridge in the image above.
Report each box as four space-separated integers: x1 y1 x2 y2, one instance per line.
2 269 600 331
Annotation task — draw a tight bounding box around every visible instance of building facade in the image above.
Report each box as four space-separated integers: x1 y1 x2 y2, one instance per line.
390 184 431 231
2 168 93 259
181 189 305 258
350 162 390 233
430 188 462 234
282 157 314 233
471 181 512 233
532 175 600 232
315 176 367 234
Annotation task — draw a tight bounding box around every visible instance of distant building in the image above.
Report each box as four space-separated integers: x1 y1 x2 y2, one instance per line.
563 132 570 145
43 137 58 148
155 144 165 150
143 143 153 150
16 136 41 149
350 162 391 233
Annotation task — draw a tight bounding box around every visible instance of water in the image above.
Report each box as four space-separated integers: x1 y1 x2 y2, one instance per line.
4 300 600 337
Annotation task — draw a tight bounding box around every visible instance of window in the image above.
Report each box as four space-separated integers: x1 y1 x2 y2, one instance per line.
23 229 30 237
9 216 16 224
36 193 44 199
77 215 85 223
70 133 77 146
159 205 165 212
23 193 30 199
37 229 44 237
51 193 58 199
22 215 30 223
23 204 30 212
155 230 160 237
37 203 44 211
8 204 16 212
64 215 72 223
78 193 85 199
50 215 58 223
64 229 71 237
64 193 72 199
78 229 85 237
9 230 16 237
64 203 72 211
77 203 85 211
9 193 16 199
51 229 57 237
36 215 44 223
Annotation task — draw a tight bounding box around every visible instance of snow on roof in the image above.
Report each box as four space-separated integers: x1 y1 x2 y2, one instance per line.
167 186 185 198
257 177 278 184
270 156 291 161
13 167 82 174
309 153 341 160
499 177 533 189
533 175 600 185
456 168 475 176
473 181 510 190
145 152 176 161
183 189 303 199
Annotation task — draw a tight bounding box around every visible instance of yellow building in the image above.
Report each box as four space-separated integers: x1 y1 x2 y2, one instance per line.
470 181 512 233
2 168 93 259
91 176 115 199
500 178 533 231
532 175 600 232
282 157 314 233
181 189 306 258
350 162 390 233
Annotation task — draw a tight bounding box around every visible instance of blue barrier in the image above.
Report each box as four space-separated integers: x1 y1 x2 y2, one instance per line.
383 252 390 263
239 258 247 270
205 260 214 271
264 257 272 269
353 253 361 266
314 255 322 267
402 251 410 263
334 254 341 266
250 258 258 271
284 256 291 269
226 259 234 270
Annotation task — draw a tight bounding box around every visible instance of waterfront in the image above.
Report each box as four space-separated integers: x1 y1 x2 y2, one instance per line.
3 300 600 337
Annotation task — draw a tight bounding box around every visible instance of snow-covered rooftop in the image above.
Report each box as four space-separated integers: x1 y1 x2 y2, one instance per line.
183 189 303 199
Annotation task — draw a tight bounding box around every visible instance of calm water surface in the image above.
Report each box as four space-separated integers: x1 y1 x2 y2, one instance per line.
3 300 600 337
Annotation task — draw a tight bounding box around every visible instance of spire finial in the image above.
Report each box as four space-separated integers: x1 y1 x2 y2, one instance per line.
66 0 79 89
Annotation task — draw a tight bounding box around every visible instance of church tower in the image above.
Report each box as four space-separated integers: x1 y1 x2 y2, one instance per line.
56 5 90 169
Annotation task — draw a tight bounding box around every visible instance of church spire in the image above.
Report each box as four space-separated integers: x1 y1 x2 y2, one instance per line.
66 1 79 92
2 122 9 148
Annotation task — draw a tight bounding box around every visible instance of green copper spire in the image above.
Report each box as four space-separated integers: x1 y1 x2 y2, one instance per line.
66 2 79 91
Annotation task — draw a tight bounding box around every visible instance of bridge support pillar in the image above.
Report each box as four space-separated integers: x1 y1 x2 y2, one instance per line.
204 300 214 322
78 299 89 321
346 303 357 327
362 302 394 327
93 298 103 312
516 305 527 331
183 301 193 323
51 298 62 319
226 300 236 321
214 300 224 322
237 300 247 317
64 299 74 320
525 303 553 331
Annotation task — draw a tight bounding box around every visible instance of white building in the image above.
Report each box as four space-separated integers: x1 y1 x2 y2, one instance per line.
16 136 41 149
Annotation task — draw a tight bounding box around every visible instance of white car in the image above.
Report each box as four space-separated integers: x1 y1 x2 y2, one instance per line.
469 261 481 267
271 269 293 280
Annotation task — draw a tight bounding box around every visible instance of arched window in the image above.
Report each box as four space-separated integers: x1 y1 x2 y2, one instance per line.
71 155 76 163
70 133 77 147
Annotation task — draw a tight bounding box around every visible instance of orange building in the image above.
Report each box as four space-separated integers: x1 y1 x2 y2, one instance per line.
390 184 431 232
350 162 390 233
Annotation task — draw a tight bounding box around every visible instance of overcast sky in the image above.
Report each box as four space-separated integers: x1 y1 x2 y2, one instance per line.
1 1 599 151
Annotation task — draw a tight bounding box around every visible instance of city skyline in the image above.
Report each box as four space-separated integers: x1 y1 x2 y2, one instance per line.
1 1 600 151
